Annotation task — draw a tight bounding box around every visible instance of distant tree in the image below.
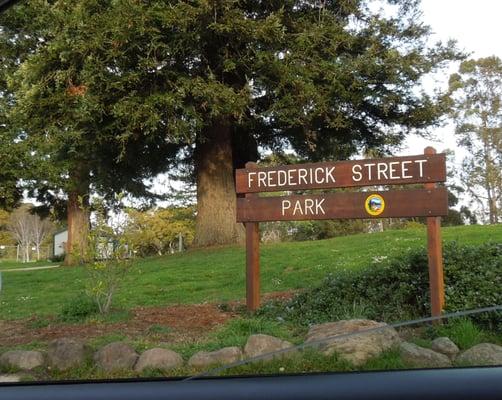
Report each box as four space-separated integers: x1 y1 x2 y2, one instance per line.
31 214 54 260
7 204 54 261
8 205 34 262
1 0 462 249
449 57 502 224
125 207 195 256
0 209 15 245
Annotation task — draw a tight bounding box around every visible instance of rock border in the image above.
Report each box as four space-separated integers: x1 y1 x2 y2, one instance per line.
1 320 501 375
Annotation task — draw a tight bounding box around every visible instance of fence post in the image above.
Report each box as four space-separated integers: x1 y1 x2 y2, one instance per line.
244 162 260 311
424 147 445 320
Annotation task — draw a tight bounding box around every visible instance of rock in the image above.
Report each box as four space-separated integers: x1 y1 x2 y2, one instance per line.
431 337 459 359
188 347 242 368
456 343 502 366
134 348 183 372
305 319 401 366
0 374 22 383
244 334 295 360
47 338 88 371
94 342 138 372
400 342 451 368
0 350 45 370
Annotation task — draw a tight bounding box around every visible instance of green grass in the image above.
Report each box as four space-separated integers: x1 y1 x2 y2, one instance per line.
431 318 499 349
170 316 304 359
0 224 500 320
0 259 57 271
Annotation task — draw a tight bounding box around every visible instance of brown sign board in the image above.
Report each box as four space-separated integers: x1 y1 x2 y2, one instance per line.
238 147 447 315
235 153 446 194
237 188 448 222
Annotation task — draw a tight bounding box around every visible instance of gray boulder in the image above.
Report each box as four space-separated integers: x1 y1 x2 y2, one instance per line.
188 347 242 368
0 350 44 370
456 343 502 366
244 334 295 360
47 338 88 371
94 342 138 372
134 348 183 372
400 342 451 368
431 337 459 359
305 319 401 366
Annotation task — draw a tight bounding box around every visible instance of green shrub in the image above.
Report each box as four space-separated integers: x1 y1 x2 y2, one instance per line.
432 318 487 350
50 254 65 263
59 293 99 322
260 242 502 329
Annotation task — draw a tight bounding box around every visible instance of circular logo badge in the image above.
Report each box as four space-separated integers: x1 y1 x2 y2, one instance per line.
365 194 385 216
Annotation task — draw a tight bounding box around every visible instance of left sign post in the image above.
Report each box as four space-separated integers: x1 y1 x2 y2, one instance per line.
244 163 260 311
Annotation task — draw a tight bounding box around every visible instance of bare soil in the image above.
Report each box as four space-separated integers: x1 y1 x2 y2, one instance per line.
0 304 235 347
0 291 297 347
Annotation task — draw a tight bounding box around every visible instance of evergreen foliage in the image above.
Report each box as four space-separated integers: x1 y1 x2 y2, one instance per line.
0 0 463 245
260 242 502 329
449 56 502 224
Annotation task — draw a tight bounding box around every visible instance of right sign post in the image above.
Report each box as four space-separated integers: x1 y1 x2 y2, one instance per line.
236 147 448 319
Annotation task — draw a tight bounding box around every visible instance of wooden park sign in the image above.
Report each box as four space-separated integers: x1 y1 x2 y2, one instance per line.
236 147 447 319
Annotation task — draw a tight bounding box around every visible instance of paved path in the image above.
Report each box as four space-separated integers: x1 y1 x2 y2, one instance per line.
0 264 61 272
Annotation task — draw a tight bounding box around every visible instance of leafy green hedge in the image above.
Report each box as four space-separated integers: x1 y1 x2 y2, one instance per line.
260 242 502 329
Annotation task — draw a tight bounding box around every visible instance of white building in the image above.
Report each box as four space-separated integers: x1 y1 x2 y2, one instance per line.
52 228 68 257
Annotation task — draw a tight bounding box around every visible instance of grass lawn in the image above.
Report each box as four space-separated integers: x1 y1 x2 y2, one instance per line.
0 260 58 271
0 224 500 321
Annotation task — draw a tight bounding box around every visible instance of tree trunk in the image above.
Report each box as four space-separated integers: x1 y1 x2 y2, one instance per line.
64 167 90 266
489 196 498 224
193 119 245 246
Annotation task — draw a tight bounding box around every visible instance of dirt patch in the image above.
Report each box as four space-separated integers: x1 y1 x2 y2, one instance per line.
132 304 233 330
0 304 236 347
0 291 297 348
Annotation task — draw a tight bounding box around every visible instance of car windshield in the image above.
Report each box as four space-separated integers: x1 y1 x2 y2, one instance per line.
0 0 500 384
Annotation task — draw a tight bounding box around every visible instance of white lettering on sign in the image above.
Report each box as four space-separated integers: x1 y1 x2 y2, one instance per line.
377 163 388 180
278 170 287 186
281 198 326 216
350 159 428 182
415 159 427 177
248 159 430 189
352 164 362 182
402 161 412 178
248 166 336 189
281 200 291 215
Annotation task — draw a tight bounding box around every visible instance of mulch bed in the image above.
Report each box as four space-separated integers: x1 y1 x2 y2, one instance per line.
0 291 297 347
0 304 235 346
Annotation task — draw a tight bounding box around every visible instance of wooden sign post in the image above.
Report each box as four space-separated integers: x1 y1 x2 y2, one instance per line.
244 164 260 311
424 147 445 319
236 149 447 317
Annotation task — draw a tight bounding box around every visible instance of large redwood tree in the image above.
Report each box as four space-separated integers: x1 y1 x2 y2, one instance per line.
0 1 178 263
1 0 462 249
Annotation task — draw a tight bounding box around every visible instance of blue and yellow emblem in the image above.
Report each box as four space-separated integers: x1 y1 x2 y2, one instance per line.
365 194 385 216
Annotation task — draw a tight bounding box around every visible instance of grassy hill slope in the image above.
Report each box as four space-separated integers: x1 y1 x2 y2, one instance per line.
0 224 500 320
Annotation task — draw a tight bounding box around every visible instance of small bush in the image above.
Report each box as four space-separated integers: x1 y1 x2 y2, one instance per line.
50 254 65 263
59 294 99 322
260 242 502 329
433 318 487 350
